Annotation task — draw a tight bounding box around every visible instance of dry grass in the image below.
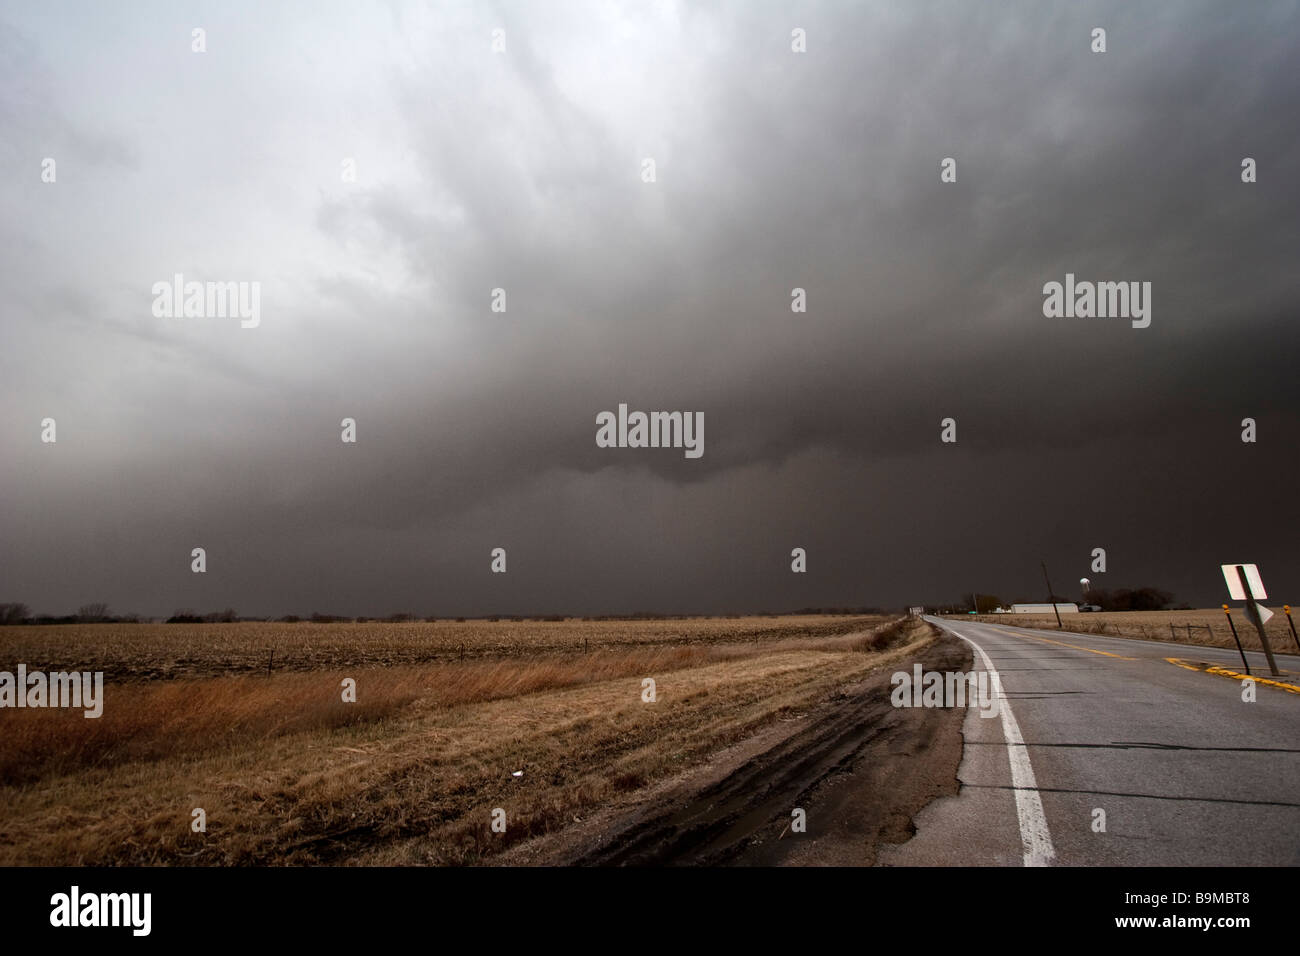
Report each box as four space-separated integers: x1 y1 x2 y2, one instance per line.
0 615 923 864
960 608 1300 655
0 624 929 866
0 623 900 786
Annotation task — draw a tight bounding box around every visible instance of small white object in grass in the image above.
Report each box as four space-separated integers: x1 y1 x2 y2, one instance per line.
512 770 523 777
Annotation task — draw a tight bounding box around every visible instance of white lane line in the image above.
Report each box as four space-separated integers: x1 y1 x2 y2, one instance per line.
931 618 1056 867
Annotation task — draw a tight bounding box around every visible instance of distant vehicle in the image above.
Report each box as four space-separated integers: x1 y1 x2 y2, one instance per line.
1080 604 1102 612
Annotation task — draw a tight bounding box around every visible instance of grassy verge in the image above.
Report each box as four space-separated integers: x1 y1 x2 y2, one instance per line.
0 617 923 865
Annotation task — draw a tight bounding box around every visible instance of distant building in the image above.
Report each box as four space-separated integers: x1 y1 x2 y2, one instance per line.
1009 603 1079 614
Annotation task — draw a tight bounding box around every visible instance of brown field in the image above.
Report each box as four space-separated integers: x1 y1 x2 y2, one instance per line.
0 615 881 681
0 614 937 865
957 608 1300 656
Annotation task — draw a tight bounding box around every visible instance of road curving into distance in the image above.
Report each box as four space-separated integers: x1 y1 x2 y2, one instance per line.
880 617 1300 866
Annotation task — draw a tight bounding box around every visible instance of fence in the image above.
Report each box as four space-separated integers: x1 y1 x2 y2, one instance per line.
959 613 1294 655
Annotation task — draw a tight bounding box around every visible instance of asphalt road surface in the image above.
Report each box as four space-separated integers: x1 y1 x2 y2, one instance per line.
880 617 1300 866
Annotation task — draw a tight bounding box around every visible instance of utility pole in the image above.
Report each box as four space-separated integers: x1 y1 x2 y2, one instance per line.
1041 562 1062 629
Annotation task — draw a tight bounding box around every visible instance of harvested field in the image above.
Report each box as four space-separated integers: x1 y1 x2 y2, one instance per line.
0 615 960 866
0 615 884 681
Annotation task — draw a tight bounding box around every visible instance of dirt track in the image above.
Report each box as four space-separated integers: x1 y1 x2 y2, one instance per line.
505 628 971 866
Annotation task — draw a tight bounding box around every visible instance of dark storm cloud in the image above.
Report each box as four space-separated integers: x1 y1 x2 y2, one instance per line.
1 0 1297 617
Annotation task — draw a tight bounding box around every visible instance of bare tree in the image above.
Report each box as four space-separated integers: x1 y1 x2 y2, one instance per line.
0 603 30 625
77 603 110 623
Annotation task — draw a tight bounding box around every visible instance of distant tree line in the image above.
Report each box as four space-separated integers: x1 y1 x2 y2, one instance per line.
0 602 898 625
0 602 146 625
953 587 1177 613
165 608 240 623
1079 587 1175 612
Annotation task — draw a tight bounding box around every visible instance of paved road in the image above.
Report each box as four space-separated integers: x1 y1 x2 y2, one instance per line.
880 617 1300 866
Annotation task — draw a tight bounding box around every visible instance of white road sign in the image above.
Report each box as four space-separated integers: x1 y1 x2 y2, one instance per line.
1221 563 1267 600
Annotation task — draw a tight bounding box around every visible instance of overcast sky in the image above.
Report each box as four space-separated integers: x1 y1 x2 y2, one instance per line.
2 0 1298 617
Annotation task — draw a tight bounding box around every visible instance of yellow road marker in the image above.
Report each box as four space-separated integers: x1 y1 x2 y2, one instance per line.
1165 658 1300 695
987 625 1137 661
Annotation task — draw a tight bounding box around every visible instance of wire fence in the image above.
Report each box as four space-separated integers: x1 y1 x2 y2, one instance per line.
962 612 1299 655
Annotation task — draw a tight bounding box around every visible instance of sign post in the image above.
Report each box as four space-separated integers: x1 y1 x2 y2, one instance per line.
1221 564 1280 677
1221 604 1250 675
1285 605 1300 654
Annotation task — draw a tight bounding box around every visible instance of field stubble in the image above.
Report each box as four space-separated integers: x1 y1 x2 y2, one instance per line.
0 614 933 865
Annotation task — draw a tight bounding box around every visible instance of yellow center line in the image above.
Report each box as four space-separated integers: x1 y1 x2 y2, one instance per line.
985 625 1137 660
